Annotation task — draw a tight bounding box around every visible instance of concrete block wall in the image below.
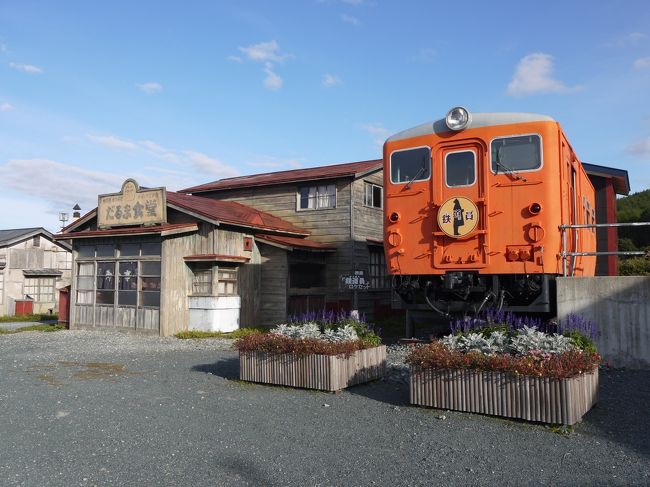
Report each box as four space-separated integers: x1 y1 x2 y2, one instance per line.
557 277 650 369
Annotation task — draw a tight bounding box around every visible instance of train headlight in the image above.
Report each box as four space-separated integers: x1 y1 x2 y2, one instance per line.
529 202 542 215
445 106 471 131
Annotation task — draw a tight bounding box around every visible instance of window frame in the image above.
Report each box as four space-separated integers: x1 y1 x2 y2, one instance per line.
368 246 389 289
389 146 432 185
24 276 56 302
74 242 161 309
444 149 477 188
489 133 543 175
364 182 383 209
296 183 337 211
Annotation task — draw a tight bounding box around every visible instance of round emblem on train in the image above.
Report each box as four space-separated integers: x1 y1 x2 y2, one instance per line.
437 196 479 238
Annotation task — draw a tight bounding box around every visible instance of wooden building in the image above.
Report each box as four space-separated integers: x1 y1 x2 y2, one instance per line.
180 159 392 319
0 228 71 316
58 179 337 336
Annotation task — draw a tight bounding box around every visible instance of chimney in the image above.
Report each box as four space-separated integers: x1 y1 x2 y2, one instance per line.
72 204 81 221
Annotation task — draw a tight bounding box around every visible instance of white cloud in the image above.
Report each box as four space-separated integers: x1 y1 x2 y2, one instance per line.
323 73 342 87
183 151 239 178
0 102 14 111
86 133 240 179
9 62 43 74
0 158 123 211
86 134 138 151
603 32 647 47
627 136 650 157
361 122 390 150
634 57 650 69
341 14 360 25
235 40 291 90
506 53 582 96
263 64 283 90
239 40 290 63
137 82 163 94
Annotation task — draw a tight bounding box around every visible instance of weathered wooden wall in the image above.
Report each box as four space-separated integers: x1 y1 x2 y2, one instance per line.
258 243 288 325
198 172 390 319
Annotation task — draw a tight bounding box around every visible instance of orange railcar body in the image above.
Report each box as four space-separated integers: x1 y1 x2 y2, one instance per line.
383 115 596 281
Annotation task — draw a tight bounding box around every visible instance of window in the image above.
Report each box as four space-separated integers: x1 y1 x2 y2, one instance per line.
298 184 336 210
290 263 325 289
24 277 56 302
140 260 161 307
33 235 40 247
445 150 476 187
368 247 389 289
118 261 138 306
491 135 542 173
364 182 383 208
96 261 116 304
217 267 238 296
76 262 94 305
75 242 161 308
390 146 431 184
192 263 213 295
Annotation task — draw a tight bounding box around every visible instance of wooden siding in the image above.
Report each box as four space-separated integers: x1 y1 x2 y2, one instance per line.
239 345 387 392
258 243 288 325
200 175 391 317
410 367 599 425
160 222 257 336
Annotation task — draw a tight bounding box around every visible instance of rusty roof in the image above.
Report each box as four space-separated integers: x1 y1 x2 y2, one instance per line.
166 192 309 236
57 223 199 239
256 234 336 252
179 159 382 194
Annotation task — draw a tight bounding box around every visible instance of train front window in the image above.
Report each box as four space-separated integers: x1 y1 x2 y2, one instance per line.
390 147 431 184
445 150 476 187
491 135 542 173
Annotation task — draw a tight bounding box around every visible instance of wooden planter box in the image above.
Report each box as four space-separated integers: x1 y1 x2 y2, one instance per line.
410 367 599 425
239 345 387 392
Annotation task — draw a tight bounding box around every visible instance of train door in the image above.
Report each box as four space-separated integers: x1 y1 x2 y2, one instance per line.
432 142 487 269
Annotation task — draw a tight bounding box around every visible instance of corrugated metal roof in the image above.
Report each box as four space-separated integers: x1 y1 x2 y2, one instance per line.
179 159 382 194
166 192 309 235
59 223 198 239
23 268 63 276
0 227 47 246
583 163 630 196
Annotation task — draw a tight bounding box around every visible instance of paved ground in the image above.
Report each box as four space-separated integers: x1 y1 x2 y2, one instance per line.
1 330 649 486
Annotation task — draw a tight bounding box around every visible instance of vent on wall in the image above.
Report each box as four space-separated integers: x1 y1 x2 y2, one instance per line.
244 237 253 252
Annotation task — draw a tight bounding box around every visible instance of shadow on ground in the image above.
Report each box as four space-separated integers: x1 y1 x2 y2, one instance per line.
582 368 650 458
191 357 239 380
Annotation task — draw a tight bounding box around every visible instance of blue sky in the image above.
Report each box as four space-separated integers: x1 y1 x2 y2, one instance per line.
1 0 649 231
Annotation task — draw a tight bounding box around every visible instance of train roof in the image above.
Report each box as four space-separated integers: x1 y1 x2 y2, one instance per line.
386 112 556 143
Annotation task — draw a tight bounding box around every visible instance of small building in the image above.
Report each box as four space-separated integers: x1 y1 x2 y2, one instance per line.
0 227 72 316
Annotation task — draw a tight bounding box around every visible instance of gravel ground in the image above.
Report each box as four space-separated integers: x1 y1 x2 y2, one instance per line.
1 330 649 486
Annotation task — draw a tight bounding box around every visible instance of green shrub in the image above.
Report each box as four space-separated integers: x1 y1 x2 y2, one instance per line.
618 257 650 276
0 313 57 323
175 327 268 340
0 323 65 334
564 330 597 355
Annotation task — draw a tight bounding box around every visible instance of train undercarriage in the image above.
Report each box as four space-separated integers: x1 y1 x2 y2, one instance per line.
393 272 556 316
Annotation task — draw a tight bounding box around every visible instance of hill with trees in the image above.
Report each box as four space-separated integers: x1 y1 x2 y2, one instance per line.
616 188 650 275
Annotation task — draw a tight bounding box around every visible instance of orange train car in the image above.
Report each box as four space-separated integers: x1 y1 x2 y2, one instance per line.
383 107 596 314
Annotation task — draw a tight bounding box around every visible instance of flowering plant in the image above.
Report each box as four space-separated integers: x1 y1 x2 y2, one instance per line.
406 341 600 379
234 311 382 356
